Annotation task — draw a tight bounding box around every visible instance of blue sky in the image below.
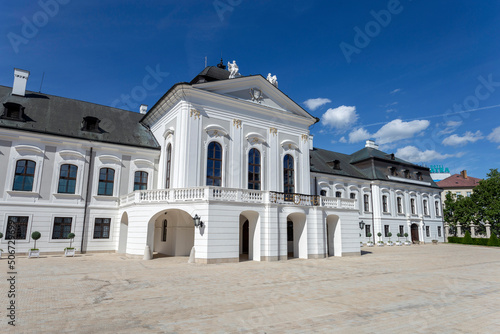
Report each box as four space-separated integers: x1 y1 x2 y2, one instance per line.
1 0 499 178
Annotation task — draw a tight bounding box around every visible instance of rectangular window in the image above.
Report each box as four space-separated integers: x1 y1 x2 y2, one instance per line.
382 195 388 213
5 216 29 240
94 218 111 239
364 194 369 212
466 192 471 197
438 226 442 237
397 197 403 214
435 201 440 216
98 168 115 196
423 200 428 216
350 193 356 199
384 225 390 237
13 160 36 191
162 220 167 242
426 225 430 237
411 198 416 215
52 217 72 239
399 225 404 236
365 224 371 237
58 164 77 194
134 171 148 191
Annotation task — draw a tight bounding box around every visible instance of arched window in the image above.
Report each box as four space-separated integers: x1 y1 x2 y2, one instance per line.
382 195 388 212
98 168 115 196
13 159 36 191
165 144 172 188
58 164 78 194
134 171 148 190
283 154 294 194
423 199 428 215
248 148 261 190
207 142 222 186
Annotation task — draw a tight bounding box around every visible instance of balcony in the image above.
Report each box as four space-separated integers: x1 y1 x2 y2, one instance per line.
120 187 356 210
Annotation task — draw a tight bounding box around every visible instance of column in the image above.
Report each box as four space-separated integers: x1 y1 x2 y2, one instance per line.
485 222 491 238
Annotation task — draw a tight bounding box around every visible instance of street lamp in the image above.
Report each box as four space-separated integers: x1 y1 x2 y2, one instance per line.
359 220 365 230
193 214 204 228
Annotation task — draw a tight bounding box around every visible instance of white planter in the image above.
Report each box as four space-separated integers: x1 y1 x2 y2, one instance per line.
65 248 76 257
29 249 40 258
366 242 374 247
377 242 384 247
395 241 403 246
404 241 412 246
0 250 2 258
386 242 394 246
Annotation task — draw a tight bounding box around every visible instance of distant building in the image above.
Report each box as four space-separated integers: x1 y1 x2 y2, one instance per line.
429 164 451 182
437 170 482 204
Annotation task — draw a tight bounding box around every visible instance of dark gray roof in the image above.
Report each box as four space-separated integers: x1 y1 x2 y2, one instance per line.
310 146 440 189
350 147 409 164
0 86 159 149
190 66 230 84
310 148 368 179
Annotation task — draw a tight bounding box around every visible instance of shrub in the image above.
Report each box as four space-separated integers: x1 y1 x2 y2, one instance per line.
0 232 3 239
463 231 473 245
473 238 489 246
31 231 41 250
448 236 461 244
487 234 499 247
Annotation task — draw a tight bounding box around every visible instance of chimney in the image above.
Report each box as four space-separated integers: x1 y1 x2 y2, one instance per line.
365 140 379 149
12 68 30 96
460 170 468 179
140 104 148 114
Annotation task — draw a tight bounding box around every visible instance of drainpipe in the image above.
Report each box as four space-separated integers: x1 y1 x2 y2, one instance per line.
81 147 94 253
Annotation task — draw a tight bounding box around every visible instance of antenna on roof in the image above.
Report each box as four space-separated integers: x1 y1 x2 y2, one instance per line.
205 56 207 68
39 72 45 93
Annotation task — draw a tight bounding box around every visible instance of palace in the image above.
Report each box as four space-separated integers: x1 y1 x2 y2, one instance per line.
0 64 444 263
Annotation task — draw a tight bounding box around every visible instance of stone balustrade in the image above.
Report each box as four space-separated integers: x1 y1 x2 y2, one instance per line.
119 187 356 209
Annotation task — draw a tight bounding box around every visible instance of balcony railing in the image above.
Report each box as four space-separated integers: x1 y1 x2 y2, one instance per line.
119 187 355 210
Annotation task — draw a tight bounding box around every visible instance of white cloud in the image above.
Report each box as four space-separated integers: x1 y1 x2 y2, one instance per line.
385 108 397 113
442 131 483 146
321 105 358 129
390 88 401 94
487 126 500 143
438 120 463 135
339 136 347 143
372 119 430 144
346 119 429 145
304 98 331 111
395 146 458 163
348 128 371 143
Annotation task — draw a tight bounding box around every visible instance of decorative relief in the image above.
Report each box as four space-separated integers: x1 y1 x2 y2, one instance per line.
269 127 277 136
190 109 200 119
233 119 242 129
301 134 309 143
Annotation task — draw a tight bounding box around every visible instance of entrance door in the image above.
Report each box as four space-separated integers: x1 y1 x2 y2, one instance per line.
411 224 419 243
242 220 249 254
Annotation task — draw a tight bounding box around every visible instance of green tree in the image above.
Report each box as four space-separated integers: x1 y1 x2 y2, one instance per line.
444 192 476 234
471 169 500 237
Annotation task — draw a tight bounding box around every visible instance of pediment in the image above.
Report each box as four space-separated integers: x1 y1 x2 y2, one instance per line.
191 75 315 122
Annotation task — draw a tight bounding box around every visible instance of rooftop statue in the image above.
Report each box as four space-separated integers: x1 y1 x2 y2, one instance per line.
267 73 278 87
227 60 241 78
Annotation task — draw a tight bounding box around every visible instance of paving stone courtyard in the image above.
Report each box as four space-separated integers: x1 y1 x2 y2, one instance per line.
1 243 499 333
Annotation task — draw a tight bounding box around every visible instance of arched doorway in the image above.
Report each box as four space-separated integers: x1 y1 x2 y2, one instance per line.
411 223 419 243
118 212 128 253
326 215 341 257
147 209 194 258
239 211 260 261
287 212 307 259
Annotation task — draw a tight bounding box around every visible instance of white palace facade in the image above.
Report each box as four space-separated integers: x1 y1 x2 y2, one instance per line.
0 64 444 263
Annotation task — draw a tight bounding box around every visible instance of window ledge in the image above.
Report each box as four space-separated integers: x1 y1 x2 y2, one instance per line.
53 193 82 200
7 190 40 198
93 195 119 201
